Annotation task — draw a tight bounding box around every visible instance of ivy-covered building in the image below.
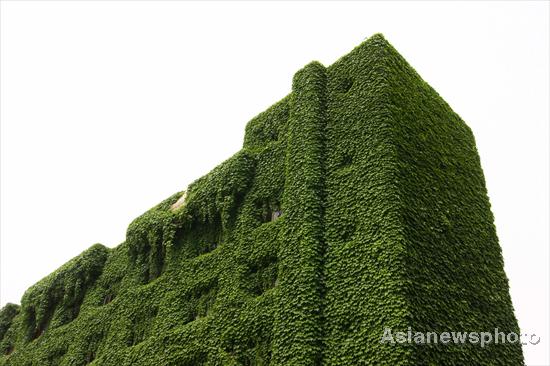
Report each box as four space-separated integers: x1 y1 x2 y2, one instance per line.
0 34 523 365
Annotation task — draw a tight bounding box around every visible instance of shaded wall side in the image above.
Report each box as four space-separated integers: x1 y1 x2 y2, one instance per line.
381 39 524 365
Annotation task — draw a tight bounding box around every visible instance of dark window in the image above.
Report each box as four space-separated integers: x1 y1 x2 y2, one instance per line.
271 210 283 221
339 77 353 93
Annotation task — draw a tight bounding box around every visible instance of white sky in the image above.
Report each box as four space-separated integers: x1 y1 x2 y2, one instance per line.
1 1 548 364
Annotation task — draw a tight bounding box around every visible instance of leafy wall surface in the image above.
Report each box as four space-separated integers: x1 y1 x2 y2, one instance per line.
0 34 523 365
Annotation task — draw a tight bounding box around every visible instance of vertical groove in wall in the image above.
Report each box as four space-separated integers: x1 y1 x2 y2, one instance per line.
273 61 327 365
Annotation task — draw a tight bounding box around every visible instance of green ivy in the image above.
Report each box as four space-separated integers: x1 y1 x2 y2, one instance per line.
0 34 523 365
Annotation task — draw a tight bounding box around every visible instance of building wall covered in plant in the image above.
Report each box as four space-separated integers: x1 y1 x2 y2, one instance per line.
0 34 523 365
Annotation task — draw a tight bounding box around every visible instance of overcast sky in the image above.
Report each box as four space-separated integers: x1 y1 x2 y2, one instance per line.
1 1 548 364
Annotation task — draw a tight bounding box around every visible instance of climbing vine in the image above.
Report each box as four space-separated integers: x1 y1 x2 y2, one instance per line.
0 34 522 366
